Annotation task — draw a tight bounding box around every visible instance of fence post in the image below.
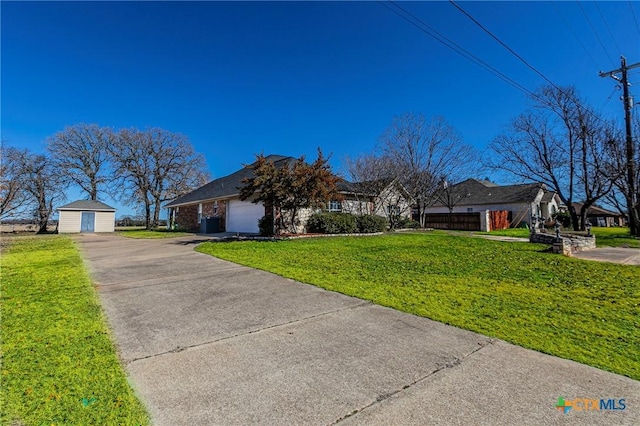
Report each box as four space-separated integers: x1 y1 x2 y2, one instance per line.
480 210 490 232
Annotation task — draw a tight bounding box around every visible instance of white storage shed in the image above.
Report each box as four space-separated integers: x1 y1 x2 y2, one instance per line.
57 200 116 233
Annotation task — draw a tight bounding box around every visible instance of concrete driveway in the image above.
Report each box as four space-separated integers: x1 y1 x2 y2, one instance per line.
76 234 640 425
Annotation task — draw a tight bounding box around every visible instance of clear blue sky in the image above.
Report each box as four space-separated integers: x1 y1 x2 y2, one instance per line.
3 1 640 216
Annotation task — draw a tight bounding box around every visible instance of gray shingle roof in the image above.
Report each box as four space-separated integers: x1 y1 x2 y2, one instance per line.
57 200 116 211
432 179 545 207
572 202 622 217
165 154 296 207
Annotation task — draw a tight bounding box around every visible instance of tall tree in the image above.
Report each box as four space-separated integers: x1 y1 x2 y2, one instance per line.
343 154 409 228
240 149 339 235
109 128 209 229
487 85 619 230
0 144 30 219
367 112 477 227
14 151 65 233
47 124 114 200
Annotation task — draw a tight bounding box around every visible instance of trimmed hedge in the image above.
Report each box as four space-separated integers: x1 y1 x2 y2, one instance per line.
307 212 387 234
397 217 421 229
356 214 388 233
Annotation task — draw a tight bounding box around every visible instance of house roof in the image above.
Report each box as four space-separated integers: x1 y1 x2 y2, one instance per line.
165 154 296 207
572 202 622 217
57 200 116 211
336 178 390 196
432 179 547 207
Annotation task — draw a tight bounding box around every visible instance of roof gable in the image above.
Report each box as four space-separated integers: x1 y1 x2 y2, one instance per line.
57 200 116 211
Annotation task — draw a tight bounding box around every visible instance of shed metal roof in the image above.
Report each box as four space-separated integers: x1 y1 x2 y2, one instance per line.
57 200 116 211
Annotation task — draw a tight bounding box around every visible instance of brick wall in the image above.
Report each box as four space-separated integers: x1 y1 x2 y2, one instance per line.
175 204 199 231
200 200 227 232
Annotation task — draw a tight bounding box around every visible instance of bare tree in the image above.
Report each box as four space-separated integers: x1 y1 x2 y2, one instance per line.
487 86 619 230
0 144 31 219
343 154 409 228
109 128 209 230
14 151 65 233
47 123 114 200
377 113 478 227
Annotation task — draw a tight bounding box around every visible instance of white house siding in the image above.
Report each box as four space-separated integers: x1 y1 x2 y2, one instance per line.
58 211 82 233
94 211 116 232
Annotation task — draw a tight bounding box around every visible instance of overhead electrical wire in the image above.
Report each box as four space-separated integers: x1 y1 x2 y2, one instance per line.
629 0 640 37
576 0 616 68
599 87 619 111
381 0 614 127
594 1 622 55
449 0 558 89
380 1 537 98
551 1 600 69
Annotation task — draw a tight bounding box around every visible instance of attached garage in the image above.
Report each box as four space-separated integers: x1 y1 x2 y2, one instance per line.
226 199 265 233
57 200 116 233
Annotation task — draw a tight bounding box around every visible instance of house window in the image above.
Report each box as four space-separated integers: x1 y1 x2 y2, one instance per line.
328 200 342 212
197 203 203 223
387 204 401 215
467 207 473 212
213 200 218 215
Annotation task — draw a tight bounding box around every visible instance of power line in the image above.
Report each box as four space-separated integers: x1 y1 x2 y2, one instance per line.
629 0 640 38
382 0 612 127
599 86 619 111
551 1 600 69
448 0 558 89
594 1 622 55
380 1 537 98
576 0 616 68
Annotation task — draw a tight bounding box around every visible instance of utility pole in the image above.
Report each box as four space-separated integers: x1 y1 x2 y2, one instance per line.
600 56 640 236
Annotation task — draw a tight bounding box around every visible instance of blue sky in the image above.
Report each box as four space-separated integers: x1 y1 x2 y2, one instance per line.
3 1 640 216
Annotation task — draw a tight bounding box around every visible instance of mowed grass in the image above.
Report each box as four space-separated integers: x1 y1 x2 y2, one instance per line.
117 228 194 239
1 236 149 425
197 233 640 380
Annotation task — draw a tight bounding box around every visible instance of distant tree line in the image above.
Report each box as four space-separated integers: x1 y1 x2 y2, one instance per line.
1 124 209 232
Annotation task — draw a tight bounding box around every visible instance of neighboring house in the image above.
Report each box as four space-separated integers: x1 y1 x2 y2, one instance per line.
57 200 116 233
335 179 413 220
165 154 412 234
572 202 626 227
424 179 560 228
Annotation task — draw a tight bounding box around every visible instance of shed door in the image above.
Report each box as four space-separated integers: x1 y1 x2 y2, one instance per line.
81 212 95 233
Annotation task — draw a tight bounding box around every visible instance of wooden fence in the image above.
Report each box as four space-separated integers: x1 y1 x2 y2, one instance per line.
423 213 481 231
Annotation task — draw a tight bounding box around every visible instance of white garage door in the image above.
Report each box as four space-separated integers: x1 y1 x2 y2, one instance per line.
227 199 265 233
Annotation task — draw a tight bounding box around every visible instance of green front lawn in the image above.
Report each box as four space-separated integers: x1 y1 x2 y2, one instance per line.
117 228 194 239
197 233 640 380
1 236 149 425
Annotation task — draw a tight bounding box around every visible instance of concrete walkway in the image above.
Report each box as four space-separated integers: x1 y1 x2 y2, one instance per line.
474 234 640 265
571 247 640 265
76 234 639 425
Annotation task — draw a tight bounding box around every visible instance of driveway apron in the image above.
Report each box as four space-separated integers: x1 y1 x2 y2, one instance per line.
76 234 640 426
